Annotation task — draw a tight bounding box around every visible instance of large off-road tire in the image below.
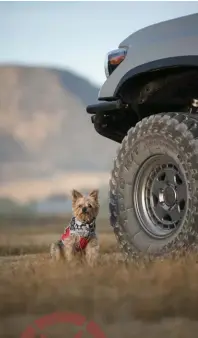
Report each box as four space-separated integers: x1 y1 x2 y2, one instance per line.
109 113 198 260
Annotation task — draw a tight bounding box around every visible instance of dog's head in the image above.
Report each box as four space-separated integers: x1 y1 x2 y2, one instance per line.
72 189 99 223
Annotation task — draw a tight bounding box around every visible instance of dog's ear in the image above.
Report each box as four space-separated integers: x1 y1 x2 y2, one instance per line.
89 189 99 201
72 189 83 202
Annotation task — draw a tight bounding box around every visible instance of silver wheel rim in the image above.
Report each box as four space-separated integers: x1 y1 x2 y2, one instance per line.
133 154 188 239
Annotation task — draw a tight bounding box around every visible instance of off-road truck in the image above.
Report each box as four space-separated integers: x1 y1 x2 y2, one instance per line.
86 13 198 259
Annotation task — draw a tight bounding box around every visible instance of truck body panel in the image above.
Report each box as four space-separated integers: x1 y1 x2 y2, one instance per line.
99 13 198 100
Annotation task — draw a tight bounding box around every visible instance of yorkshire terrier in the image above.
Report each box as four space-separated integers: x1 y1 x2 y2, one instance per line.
50 189 100 267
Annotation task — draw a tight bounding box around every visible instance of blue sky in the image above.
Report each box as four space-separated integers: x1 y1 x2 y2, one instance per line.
1 1 198 86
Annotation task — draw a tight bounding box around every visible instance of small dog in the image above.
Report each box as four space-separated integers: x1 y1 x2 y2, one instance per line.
50 189 100 267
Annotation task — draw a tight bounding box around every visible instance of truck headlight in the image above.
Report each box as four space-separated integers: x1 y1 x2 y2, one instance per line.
104 48 127 78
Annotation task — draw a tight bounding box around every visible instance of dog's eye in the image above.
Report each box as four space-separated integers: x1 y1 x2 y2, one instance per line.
78 204 82 208
88 204 92 208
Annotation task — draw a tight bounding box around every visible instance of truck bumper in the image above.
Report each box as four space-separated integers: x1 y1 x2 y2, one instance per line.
86 100 128 143
86 99 126 115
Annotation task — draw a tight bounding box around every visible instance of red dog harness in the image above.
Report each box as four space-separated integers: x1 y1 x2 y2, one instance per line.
60 217 96 251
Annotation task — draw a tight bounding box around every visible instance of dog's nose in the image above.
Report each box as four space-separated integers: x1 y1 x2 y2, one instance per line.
82 207 87 213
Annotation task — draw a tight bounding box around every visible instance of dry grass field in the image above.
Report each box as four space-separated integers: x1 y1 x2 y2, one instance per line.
1 216 198 337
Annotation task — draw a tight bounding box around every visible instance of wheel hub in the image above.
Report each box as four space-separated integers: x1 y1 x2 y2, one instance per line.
159 185 177 207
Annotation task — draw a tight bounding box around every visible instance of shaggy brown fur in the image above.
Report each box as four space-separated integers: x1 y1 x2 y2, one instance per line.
50 189 100 267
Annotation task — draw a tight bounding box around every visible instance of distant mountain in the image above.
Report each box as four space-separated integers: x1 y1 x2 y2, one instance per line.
56 69 99 106
0 66 118 202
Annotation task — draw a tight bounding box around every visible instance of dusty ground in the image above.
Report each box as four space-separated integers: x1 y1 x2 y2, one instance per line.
1 220 198 337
